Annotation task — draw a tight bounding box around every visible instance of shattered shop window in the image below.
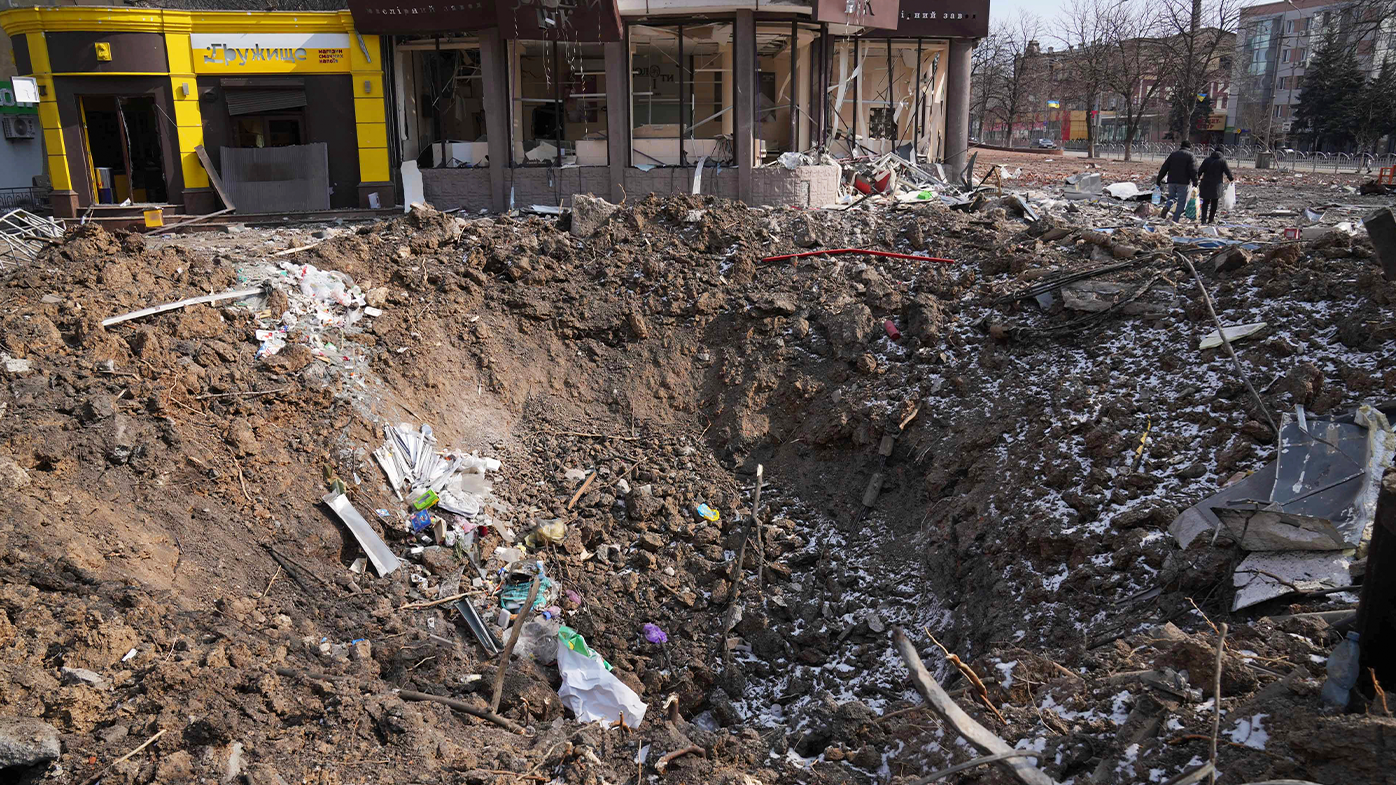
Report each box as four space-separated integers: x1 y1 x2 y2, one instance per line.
630 23 734 166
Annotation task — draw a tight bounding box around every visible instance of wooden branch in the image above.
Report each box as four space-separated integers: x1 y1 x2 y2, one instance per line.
491 573 540 713
567 471 597 510
892 628 1057 785
912 751 1036 784
1178 253 1277 434
1163 763 1215 785
1209 623 1229 785
79 728 167 785
925 627 1007 724
654 745 705 773
399 689 527 734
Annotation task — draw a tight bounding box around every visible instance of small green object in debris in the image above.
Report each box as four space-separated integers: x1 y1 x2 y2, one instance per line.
558 625 613 671
410 488 439 510
696 504 720 522
917 190 932 200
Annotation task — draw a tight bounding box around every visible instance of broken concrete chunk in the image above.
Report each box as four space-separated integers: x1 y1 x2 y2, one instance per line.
1211 245 1252 274
0 716 61 770
570 194 617 238
60 667 107 689
0 456 30 491
1060 280 1177 317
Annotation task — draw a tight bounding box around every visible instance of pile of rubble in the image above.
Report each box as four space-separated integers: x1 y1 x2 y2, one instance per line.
0 179 1393 785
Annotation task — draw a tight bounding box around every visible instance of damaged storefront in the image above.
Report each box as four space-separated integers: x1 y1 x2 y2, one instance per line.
353 0 987 212
0 7 393 218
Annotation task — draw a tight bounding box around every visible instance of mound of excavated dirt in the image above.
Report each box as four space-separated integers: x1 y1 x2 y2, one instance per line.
1 191 1394 785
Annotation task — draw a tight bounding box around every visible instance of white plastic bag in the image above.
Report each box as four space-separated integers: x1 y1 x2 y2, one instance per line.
1221 181 1237 212
557 639 648 728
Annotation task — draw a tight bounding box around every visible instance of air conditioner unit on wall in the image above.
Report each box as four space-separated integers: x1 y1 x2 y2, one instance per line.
2 115 37 140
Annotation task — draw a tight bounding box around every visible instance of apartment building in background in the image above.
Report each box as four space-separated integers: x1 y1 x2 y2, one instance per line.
1227 0 1396 145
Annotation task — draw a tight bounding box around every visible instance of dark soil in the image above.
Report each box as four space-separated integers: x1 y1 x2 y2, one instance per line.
1 186 1394 785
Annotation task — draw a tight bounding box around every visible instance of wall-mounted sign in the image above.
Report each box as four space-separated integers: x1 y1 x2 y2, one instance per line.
0 80 40 116
815 0 902 31
861 0 990 38
497 0 622 42
347 0 496 35
191 33 352 74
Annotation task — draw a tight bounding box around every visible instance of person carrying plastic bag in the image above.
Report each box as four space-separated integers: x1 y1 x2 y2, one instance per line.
1154 140 1198 223
1197 150 1236 225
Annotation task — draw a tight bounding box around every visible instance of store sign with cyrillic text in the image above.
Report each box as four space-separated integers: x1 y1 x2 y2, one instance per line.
0 80 40 116
191 33 353 74
860 0 990 38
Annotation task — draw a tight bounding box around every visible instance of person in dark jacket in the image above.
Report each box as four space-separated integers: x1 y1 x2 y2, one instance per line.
1155 141 1198 221
1196 150 1236 224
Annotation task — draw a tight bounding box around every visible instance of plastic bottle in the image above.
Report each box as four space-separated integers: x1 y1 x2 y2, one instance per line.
1320 631 1361 711
1151 186 1162 205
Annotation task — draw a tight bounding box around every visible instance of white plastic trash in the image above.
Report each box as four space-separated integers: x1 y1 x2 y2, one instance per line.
557 639 648 728
1221 181 1237 211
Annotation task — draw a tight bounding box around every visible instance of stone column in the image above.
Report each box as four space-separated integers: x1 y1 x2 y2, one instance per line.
734 10 755 203
944 38 973 177
479 28 511 212
604 41 629 204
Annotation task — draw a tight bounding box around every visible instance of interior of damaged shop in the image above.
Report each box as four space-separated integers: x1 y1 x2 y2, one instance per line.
375 0 979 211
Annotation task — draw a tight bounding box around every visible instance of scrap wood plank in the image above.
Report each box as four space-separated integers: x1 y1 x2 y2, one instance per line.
195 144 236 211
145 207 235 236
893 627 1058 785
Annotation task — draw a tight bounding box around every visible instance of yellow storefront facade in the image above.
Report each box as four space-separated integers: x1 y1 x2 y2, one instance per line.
0 7 392 217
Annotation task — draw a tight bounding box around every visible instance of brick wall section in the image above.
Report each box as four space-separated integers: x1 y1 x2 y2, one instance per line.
420 168 492 213
422 164 840 211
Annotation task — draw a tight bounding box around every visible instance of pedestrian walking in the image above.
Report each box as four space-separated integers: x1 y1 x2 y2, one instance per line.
1155 141 1198 222
1197 150 1236 225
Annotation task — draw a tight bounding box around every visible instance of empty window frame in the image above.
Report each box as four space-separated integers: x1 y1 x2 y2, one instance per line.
630 22 733 167
513 40 608 166
397 39 487 168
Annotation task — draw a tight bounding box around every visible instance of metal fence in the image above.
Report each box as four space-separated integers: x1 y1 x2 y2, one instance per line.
0 187 48 212
1057 140 1396 173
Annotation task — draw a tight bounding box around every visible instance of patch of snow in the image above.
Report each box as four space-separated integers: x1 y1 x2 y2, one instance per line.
1226 714 1269 750
995 660 1018 689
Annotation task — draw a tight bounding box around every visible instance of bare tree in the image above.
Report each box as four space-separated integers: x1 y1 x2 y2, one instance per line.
985 11 1044 149
1102 0 1171 160
1158 0 1241 141
1054 0 1113 157
970 32 1006 142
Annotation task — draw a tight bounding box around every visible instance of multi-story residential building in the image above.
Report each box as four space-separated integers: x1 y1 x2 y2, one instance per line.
1227 0 1395 147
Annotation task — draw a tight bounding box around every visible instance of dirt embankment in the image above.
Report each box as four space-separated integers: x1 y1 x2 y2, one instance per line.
1 187 1395 785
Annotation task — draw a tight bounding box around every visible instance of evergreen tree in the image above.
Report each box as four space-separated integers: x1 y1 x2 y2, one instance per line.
1371 59 1396 150
1293 34 1365 150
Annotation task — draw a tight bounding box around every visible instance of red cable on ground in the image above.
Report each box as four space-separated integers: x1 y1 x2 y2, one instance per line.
761 248 957 264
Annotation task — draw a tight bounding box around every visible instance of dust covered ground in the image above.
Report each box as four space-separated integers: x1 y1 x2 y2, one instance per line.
1 166 1395 785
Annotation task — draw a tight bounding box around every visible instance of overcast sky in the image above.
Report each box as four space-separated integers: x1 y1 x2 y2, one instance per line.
987 0 1271 38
